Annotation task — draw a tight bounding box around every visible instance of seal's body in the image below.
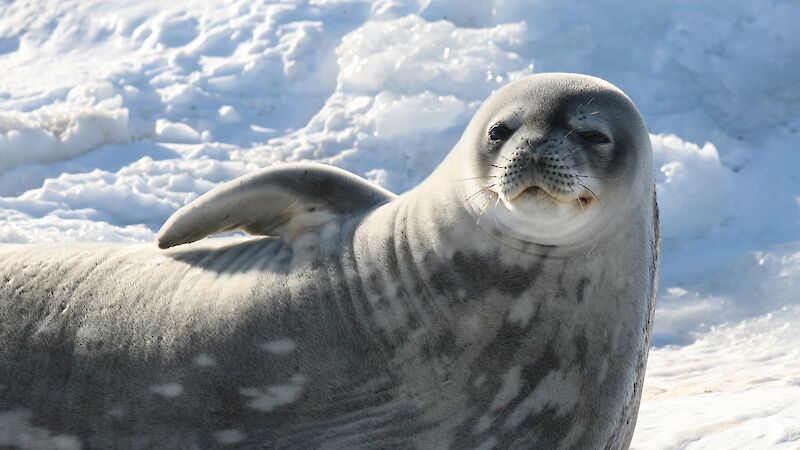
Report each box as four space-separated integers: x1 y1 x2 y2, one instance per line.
0 73 658 449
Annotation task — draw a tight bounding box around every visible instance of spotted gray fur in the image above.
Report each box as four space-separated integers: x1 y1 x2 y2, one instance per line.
0 73 658 449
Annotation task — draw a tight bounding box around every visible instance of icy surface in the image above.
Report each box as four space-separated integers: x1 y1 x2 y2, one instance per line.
1 0 798 447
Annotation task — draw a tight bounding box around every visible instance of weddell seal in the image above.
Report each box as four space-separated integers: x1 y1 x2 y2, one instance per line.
0 73 658 449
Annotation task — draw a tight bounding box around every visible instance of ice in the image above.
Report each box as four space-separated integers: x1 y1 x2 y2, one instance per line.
1 0 798 447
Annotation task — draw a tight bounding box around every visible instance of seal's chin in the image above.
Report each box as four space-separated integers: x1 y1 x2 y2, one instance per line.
508 185 593 209
469 181 610 249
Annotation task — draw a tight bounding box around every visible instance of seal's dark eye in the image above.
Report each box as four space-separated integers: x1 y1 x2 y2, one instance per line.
580 131 611 145
489 124 512 141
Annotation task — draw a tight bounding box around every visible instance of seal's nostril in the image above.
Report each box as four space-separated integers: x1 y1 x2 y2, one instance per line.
531 154 546 167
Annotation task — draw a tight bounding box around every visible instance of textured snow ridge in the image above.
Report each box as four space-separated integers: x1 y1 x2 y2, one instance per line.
1 0 799 448
0 102 129 173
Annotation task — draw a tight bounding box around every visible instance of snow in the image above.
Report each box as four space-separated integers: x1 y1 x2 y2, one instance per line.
0 104 129 173
1 0 798 447
652 135 732 241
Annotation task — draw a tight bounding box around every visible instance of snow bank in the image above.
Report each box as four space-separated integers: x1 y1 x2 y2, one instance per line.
336 16 530 99
652 134 732 241
0 103 128 173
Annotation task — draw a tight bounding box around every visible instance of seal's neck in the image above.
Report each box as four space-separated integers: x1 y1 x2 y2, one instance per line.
347 169 654 351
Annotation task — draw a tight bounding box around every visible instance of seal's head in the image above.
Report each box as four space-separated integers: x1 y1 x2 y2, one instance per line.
450 73 653 249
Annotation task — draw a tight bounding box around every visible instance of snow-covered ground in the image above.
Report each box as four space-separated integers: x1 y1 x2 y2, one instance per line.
1 0 798 447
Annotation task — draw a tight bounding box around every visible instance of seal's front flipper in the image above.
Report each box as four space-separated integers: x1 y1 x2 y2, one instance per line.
156 163 396 249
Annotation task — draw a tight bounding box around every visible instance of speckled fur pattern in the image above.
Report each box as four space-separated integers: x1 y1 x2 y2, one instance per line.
0 73 658 449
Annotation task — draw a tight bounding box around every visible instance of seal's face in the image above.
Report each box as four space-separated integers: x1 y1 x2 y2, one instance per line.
457 73 650 247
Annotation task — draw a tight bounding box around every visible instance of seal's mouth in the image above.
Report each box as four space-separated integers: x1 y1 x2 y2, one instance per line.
511 185 593 208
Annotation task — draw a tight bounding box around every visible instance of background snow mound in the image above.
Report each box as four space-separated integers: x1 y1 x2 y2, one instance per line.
651 134 732 241
0 104 129 173
336 16 531 98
